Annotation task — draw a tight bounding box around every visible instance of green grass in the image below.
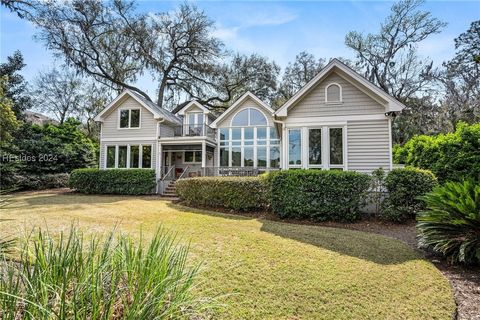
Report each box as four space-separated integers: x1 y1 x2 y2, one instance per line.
0 191 455 319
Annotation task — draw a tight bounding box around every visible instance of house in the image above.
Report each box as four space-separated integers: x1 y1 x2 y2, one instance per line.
94 59 405 194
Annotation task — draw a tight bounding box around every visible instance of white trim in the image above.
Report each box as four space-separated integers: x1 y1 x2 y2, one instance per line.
275 59 406 117
325 82 342 103
284 113 387 125
176 100 210 116
210 92 274 128
95 89 163 122
101 137 157 142
117 107 141 130
287 128 303 168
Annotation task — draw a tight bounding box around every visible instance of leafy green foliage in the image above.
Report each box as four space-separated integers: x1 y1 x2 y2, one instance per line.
269 170 371 222
0 50 32 119
393 122 480 182
69 168 156 195
417 180 480 265
176 176 269 211
0 76 20 142
1 119 97 190
381 167 437 222
0 226 209 318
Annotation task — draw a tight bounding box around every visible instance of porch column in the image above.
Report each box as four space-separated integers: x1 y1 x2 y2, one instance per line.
201 141 206 172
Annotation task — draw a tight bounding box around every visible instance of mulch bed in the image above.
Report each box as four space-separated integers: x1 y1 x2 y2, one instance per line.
175 202 480 320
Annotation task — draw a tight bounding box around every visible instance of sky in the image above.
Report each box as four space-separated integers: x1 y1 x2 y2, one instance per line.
1 0 479 100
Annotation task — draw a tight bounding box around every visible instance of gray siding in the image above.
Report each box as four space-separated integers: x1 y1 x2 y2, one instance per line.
159 124 174 138
288 72 385 119
99 140 157 170
101 97 158 140
347 119 391 172
216 96 274 128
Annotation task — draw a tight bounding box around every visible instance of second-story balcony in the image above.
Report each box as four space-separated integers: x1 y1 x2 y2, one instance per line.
173 124 216 139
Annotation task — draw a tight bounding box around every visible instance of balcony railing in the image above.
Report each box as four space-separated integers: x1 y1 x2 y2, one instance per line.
173 124 215 138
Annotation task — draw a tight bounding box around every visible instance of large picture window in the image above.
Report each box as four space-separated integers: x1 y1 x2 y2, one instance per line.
288 129 302 166
219 108 279 168
105 144 152 169
184 151 202 163
119 109 140 128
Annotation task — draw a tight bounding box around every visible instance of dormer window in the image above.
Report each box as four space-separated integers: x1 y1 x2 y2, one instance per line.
119 109 140 128
325 83 342 103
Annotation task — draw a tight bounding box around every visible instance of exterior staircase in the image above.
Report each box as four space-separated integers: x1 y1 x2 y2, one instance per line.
163 180 178 197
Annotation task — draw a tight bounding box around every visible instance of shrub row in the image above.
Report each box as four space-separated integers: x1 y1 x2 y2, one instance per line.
393 122 480 182
69 168 156 195
380 167 437 222
175 176 268 211
269 170 371 222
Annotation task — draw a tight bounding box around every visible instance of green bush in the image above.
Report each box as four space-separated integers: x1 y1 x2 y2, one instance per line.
5 173 69 191
176 176 269 211
417 180 480 265
393 122 480 182
69 168 156 195
269 170 371 222
0 226 209 318
381 167 437 222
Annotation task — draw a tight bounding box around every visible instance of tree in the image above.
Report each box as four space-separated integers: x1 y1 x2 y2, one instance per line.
0 76 20 143
32 67 84 124
438 20 480 128
276 52 325 105
79 82 112 140
345 0 446 102
172 53 280 110
0 50 32 119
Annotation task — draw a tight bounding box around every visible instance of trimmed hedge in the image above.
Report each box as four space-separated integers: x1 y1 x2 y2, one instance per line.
381 167 437 222
69 169 156 195
175 176 268 211
269 170 371 222
393 122 480 182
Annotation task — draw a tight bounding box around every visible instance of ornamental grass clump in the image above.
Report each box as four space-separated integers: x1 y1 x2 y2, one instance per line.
417 180 480 265
0 226 210 319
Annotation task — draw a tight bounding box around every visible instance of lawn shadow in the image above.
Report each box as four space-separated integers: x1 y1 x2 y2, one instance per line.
3 192 159 209
259 219 420 265
166 202 255 221
166 202 419 265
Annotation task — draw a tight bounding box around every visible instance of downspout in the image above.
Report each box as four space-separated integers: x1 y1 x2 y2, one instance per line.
273 116 286 170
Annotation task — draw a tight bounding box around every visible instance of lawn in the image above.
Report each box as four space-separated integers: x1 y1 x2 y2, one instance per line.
1 191 455 319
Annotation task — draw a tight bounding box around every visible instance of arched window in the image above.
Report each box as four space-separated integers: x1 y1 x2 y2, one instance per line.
231 108 267 126
325 83 342 103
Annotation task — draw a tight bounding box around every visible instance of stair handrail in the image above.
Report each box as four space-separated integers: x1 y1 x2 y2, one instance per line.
178 165 190 180
161 165 175 181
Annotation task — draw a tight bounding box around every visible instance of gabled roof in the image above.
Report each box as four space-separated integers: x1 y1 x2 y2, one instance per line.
210 92 275 128
175 100 211 116
94 89 182 125
275 58 406 117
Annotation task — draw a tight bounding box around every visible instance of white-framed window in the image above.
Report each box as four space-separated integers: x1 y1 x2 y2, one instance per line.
286 125 346 170
325 83 342 103
231 107 268 127
218 126 280 168
119 109 141 129
184 151 202 164
328 127 344 169
105 144 152 169
288 129 302 167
